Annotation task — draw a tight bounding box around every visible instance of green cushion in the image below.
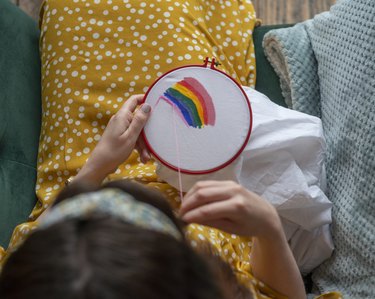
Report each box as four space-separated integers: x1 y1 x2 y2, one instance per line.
0 0 41 248
253 24 292 107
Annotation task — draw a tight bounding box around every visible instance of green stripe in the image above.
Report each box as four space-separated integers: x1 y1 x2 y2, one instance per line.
167 88 203 128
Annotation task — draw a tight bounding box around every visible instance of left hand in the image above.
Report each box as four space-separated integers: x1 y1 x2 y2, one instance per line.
75 94 152 185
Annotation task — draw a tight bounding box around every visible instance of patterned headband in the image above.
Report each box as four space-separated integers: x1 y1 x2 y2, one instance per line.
39 188 182 240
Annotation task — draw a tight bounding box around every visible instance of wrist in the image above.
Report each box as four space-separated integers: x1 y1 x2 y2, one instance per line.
257 210 285 243
74 161 110 186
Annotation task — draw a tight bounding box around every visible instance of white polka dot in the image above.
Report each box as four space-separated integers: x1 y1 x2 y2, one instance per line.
198 234 206 241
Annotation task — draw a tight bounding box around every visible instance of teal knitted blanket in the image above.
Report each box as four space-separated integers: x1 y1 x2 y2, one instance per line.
263 22 321 117
263 1 375 298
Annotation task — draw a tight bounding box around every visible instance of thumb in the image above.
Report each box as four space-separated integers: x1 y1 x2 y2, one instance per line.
125 103 151 141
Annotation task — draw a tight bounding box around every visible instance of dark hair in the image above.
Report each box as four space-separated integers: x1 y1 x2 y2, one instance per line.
0 180 252 299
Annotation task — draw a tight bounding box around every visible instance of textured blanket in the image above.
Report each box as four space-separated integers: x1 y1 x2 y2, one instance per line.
263 1 375 298
263 22 321 117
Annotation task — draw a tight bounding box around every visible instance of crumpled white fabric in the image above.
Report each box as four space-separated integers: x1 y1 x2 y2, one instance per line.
156 87 334 275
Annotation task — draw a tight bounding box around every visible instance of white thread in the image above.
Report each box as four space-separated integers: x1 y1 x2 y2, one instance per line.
172 106 184 201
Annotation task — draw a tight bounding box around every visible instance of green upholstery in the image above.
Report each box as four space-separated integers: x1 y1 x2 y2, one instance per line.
0 3 290 249
0 0 41 248
254 24 292 107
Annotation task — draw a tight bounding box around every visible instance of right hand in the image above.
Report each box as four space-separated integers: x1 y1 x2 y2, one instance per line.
179 180 282 237
74 94 151 186
180 181 306 299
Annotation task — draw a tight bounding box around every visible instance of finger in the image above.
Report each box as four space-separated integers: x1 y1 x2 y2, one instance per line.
179 185 234 216
181 199 238 224
135 140 151 164
184 180 238 199
184 180 227 200
143 147 151 159
108 96 140 134
140 148 151 164
113 95 144 129
181 181 241 214
119 94 144 114
123 103 151 143
108 112 132 136
137 136 151 163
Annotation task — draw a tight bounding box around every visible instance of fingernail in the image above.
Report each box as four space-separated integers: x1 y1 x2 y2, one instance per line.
141 104 151 113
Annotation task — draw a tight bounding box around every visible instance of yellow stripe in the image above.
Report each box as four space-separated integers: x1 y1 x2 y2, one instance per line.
174 83 204 123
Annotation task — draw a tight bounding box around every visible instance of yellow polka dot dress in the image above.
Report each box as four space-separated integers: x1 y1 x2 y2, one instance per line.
0 1 342 298
33 0 257 216
2 0 258 257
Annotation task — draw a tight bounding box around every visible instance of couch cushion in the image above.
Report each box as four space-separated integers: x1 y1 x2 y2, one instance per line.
0 0 41 248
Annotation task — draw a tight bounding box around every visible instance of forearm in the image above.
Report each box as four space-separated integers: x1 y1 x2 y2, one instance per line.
250 219 306 299
73 157 112 187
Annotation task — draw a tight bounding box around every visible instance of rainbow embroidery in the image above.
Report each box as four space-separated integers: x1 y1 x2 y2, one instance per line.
159 77 216 129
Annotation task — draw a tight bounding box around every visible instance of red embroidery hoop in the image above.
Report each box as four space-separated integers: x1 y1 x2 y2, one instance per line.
142 57 253 175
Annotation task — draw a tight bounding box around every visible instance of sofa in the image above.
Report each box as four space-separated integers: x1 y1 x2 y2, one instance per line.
1 0 374 298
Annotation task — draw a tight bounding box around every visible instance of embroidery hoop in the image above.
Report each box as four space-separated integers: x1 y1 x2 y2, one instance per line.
142 57 252 175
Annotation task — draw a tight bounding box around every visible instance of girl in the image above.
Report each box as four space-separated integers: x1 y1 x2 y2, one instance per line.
1 95 306 299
